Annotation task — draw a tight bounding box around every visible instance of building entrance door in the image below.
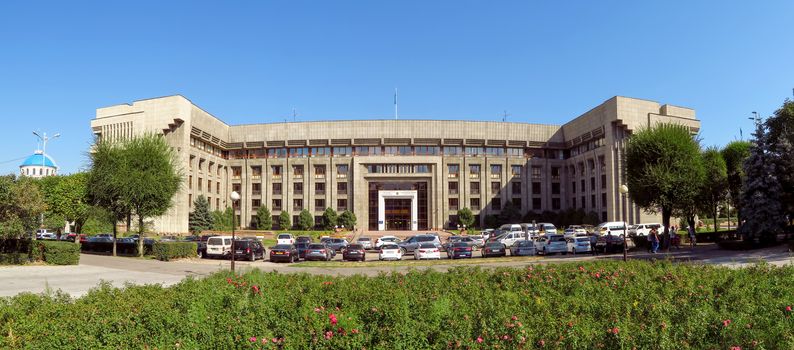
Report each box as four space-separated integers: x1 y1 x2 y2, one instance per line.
384 198 412 230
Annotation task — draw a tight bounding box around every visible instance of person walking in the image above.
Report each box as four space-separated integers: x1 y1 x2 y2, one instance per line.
589 233 598 256
649 227 660 254
688 225 696 248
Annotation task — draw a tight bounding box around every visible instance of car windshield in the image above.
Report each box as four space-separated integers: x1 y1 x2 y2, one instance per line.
357 238 371 241
277 234 292 239
207 238 225 245
308 244 326 249
332 239 345 243
549 236 565 242
452 242 469 248
516 241 532 247
234 241 249 247
348 244 364 249
381 244 398 250
273 244 292 249
419 243 436 248
417 236 435 242
296 243 309 248
486 242 502 248
576 238 589 243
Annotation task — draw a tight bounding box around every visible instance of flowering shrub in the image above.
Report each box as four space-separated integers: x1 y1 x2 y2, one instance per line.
0 261 792 349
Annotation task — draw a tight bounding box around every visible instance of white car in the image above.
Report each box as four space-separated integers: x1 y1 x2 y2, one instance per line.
355 237 374 249
564 225 588 237
567 236 592 254
631 223 664 237
414 242 441 260
206 236 233 258
535 234 568 255
375 235 402 248
496 231 528 248
596 222 628 237
538 223 558 235
276 233 295 245
378 243 403 260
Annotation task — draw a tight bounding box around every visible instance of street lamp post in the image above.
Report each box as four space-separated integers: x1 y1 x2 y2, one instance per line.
230 191 241 273
619 184 629 262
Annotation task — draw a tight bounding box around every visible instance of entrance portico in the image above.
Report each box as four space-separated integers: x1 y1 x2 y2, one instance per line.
377 190 418 231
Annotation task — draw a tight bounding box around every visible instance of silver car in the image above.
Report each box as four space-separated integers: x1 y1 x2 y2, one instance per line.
510 240 537 256
304 243 334 261
567 236 593 254
535 234 568 255
355 237 373 250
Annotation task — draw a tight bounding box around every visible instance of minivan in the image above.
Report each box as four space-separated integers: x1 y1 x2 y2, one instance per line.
206 236 233 258
499 224 524 233
497 231 530 248
596 222 628 236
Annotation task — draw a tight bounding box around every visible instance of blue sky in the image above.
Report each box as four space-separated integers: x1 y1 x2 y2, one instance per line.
1 1 792 174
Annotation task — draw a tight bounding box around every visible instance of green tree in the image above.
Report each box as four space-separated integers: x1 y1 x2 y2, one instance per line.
321 207 337 230
39 173 91 233
457 207 475 228
256 206 272 230
498 201 521 224
211 207 234 231
87 140 131 256
298 209 314 230
0 175 46 239
279 211 291 230
698 148 728 234
119 135 182 256
483 214 500 229
739 122 786 243
766 99 794 224
625 123 704 245
721 141 751 223
188 195 213 233
337 210 357 230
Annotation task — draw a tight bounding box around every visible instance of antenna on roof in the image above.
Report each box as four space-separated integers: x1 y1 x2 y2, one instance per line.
501 110 510 122
394 88 398 120
292 108 297 122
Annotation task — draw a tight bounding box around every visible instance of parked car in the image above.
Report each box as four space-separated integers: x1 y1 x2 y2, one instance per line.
535 234 568 255
495 231 528 248
295 235 313 244
481 242 507 258
277 233 295 245
269 244 299 263
398 234 442 255
596 222 628 237
234 239 266 261
444 236 480 250
35 229 53 239
295 242 311 259
596 233 625 253
88 234 114 243
305 243 334 261
510 240 537 256
375 235 402 248
519 223 540 235
342 244 367 261
567 236 592 254
499 224 524 233
183 235 212 258
563 225 588 237
447 242 473 259
326 238 349 252
378 243 403 261
630 223 664 237
538 223 558 235
160 235 179 242
355 237 373 250
414 242 441 260
206 236 233 258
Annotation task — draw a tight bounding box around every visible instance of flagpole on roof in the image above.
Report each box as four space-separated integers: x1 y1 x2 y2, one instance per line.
394 88 398 120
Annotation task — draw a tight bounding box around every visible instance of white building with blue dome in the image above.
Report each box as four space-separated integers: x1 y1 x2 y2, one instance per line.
20 150 58 178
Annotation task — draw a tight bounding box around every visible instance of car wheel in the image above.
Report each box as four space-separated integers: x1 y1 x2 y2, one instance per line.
249 253 255 262
401 248 407 256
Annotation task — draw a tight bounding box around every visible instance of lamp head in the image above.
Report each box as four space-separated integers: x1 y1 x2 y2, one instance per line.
619 184 629 194
230 191 241 201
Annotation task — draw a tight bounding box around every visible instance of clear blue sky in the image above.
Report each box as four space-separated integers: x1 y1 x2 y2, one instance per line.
1 1 792 174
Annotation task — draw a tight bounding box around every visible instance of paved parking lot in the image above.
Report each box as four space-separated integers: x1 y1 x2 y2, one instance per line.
1 244 791 298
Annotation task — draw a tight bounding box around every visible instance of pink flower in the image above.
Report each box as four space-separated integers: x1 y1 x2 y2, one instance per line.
502 335 510 340
314 307 322 313
261 338 269 344
351 329 360 334
249 337 257 342
251 285 260 294
595 273 601 278
271 338 278 343
329 313 338 325
731 346 742 350
476 337 483 343
786 305 792 312
578 266 585 272
511 315 518 321
723 319 732 327
538 339 545 347
324 331 334 340
609 327 619 335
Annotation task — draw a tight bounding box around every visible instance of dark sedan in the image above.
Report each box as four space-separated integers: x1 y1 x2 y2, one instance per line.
481 242 506 258
342 244 366 262
305 243 334 261
447 242 473 259
234 239 266 261
269 244 299 263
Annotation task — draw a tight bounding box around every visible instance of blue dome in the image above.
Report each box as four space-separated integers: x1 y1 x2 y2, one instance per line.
20 153 57 168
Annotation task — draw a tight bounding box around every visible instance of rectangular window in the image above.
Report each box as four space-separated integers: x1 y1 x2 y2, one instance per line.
398 146 412 155
384 146 398 155
465 147 483 156
293 165 304 178
448 181 459 195
315 182 325 195
470 182 480 195
252 199 261 209
511 165 522 176
571 181 576 194
272 199 282 210
217 181 220 194
414 146 439 155
571 197 576 209
602 193 607 207
588 159 596 174
293 199 303 211
289 147 309 158
333 147 352 156
337 199 347 211
490 164 502 178
188 194 192 208
207 180 211 193
581 196 586 209
449 198 459 211
252 183 261 195
216 198 219 209
232 167 242 179
267 148 287 158
315 165 326 179
311 147 330 157
469 164 480 178
485 147 504 156
188 175 192 189
580 179 585 192
591 194 596 208
551 166 560 180
532 182 541 194
552 198 561 210
251 166 262 180
470 198 480 211
491 198 502 210
232 183 241 194
315 199 325 211
532 197 542 210
601 174 607 189
491 181 501 196
448 164 460 178
444 146 462 155
293 182 303 195
198 177 203 191
337 182 348 195
512 197 521 208
531 166 542 179
336 164 349 178
507 148 524 157
272 183 282 195
511 181 521 195
271 165 282 178
591 177 596 191
552 183 560 195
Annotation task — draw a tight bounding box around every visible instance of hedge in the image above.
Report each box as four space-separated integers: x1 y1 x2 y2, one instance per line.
33 241 80 265
1 261 792 349
151 241 197 261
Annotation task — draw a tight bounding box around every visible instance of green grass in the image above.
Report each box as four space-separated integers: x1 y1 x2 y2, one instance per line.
291 256 542 268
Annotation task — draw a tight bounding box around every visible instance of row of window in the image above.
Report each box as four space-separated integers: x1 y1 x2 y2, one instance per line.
447 164 562 180
232 165 349 179
226 146 538 159
232 182 348 196
366 164 431 174
449 197 562 212
570 175 608 193
253 198 348 212
188 176 221 194
446 181 562 197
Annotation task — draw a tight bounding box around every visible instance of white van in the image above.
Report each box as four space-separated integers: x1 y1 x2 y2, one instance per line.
519 223 540 235
596 222 628 236
499 224 524 233
538 223 558 235
497 231 530 248
206 236 233 258
630 223 664 237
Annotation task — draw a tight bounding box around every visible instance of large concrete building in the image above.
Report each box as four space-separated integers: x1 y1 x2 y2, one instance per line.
90 95 700 233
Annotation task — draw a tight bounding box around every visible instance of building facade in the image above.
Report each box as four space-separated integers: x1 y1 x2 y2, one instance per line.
90 95 700 233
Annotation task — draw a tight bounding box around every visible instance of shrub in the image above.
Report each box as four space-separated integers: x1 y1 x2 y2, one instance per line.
34 241 80 265
151 241 197 261
1 261 792 349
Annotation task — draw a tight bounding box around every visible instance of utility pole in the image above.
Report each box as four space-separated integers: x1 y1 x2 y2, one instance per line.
501 110 510 122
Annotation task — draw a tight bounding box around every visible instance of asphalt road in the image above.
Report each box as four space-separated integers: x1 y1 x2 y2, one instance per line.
1 244 791 298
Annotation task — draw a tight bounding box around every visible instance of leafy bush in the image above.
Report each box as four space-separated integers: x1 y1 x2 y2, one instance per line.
151 241 197 261
1 261 793 349
34 241 80 265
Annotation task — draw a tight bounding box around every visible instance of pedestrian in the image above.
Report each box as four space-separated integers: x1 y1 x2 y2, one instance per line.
589 233 598 256
688 225 696 247
649 227 660 253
